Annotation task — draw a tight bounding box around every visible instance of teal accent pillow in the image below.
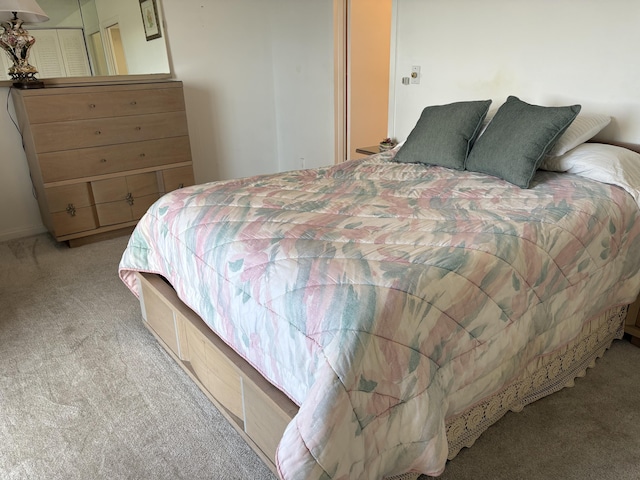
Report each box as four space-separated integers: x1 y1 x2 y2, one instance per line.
394 100 492 170
465 96 581 188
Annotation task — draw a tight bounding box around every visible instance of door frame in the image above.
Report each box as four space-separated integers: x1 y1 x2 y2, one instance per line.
333 0 347 164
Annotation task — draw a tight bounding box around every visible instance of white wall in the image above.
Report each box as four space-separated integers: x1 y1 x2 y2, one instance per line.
0 99 47 241
391 0 640 144
161 0 335 181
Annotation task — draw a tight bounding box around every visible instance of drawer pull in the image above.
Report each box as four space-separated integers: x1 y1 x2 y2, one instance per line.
125 192 134 206
89 103 96 109
66 204 76 217
178 183 184 189
100 158 107 163
95 130 102 135
135 126 142 131
139 153 146 158
130 101 137 106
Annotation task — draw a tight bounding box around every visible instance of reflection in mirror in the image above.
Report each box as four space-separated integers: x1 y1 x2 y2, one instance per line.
0 0 170 81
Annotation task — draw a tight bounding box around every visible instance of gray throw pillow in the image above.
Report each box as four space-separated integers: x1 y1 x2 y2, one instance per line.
394 100 492 170
465 96 581 188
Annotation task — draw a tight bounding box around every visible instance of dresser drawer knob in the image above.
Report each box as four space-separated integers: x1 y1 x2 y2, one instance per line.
178 183 184 189
89 103 96 109
125 192 134 206
130 101 137 106
139 153 146 158
135 126 142 131
95 130 102 135
66 204 76 217
100 158 107 163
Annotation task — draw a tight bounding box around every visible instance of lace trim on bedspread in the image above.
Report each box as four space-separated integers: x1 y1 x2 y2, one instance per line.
384 305 626 480
445 305 626 460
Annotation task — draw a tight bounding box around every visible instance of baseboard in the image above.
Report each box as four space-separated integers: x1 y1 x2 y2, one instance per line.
0 224 47 243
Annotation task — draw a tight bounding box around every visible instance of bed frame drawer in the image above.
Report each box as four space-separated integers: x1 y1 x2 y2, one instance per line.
244 377 293 461
138 275 181 357
184 320 244 420
135 272 299 472
625 296 640 346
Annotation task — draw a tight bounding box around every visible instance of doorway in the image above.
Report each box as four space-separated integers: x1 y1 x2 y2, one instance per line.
334 0 393 162
88 31 109 76
104 23 128 75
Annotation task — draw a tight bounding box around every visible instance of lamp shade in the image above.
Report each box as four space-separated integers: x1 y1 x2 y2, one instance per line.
0 0 48 23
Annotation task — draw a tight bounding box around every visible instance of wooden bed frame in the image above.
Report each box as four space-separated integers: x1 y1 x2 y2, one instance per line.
136 273 297 476
135 271 630 479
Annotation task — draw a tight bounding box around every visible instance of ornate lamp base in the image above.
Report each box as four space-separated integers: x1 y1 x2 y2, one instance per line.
1 14 45 89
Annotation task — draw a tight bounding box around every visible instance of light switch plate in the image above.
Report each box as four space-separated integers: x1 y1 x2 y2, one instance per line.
410 65 421 84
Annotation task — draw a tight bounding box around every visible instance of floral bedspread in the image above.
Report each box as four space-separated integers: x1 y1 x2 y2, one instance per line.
119 152 640 479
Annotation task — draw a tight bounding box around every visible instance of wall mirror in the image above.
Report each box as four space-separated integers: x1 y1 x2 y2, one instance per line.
0 0 170 83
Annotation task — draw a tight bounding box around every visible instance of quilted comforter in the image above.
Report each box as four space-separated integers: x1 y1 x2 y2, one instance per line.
119 151 640 479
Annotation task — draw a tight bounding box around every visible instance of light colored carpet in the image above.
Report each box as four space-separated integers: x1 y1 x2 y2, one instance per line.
0 233 276 480
1 233 639 480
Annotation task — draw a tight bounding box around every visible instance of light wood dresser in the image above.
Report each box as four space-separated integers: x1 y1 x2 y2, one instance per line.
12 80 194 247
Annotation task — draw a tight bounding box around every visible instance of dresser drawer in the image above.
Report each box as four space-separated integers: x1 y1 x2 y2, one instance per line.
45 183 93 212
22 86 185 124
162 166 196 192
39 137 192 183
45 183 98 236
95 193 160 226
131 193 161 219
91 172 159 204
92 172 160 227
30 111 189 153
51 207 97 237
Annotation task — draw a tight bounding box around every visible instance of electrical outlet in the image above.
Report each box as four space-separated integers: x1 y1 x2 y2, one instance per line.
410 65 421 84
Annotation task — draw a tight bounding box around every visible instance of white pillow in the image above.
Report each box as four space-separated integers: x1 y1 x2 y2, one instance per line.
547 113 611 157
546 143 640 206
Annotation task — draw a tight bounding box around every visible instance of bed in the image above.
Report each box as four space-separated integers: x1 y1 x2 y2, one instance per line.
119 97 640 479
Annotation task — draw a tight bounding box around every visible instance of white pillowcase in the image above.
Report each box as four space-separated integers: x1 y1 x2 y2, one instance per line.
545 143 640 206
547 113 611 157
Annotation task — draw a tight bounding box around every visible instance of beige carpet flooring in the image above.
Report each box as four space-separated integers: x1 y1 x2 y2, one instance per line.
1 233 639 480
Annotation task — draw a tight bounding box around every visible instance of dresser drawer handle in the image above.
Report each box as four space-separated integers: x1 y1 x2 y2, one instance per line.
135 126 142 131
100 158 107 163
89 103 96 109
125 192 134 206
178 183 184 189
130 101 137 106
139 153 146 158
66 204 76 217
95 130 102 135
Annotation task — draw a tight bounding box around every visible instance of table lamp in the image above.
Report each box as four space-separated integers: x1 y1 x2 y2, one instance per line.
0 0 49 89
